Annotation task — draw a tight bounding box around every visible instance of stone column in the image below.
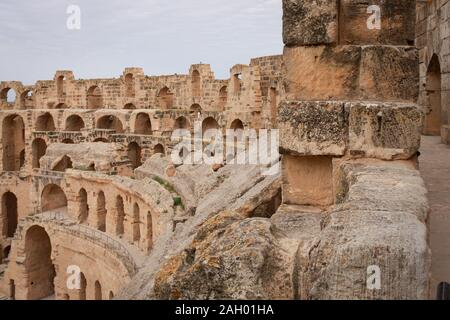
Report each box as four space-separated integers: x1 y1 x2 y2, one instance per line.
279 0 428 299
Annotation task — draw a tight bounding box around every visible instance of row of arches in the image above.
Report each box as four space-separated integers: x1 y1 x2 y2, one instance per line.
53 74 228 110
0 88 33 109
68 273 113 300
22 224 116 300
39 184 152 248
2 112 243 172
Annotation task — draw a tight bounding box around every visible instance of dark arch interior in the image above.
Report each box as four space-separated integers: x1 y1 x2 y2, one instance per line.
2 192 18 238
41 184 67 212
24 226 55 300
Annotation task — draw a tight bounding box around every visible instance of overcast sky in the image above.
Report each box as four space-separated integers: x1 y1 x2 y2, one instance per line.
0 0 282 85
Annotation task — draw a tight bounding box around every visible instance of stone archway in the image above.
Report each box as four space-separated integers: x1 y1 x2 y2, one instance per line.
424 55 445 136
24 226 55 300
230 119 244 130
78 188 89 224
153 144 165 155
87 86 102 109
32 138 47 169
2 114 25 171
36 113 56 132
94 281 102 300
115 195 125 236
174 116 190 130
133 203 141 242
128 142 142 169
1 192 18 238
97 115 124 133
65 115 85 131
134 113 152 135
41 184 67 212
78 272 87 300
97 191 107 232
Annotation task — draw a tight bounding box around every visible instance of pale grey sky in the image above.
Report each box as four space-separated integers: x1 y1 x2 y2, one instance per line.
0 0 282 85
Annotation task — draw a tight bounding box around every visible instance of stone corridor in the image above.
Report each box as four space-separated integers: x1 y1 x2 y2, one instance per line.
420 136 450 298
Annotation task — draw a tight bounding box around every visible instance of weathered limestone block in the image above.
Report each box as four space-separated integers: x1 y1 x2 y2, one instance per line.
282 155 334 207
303 209 430 300
282 0 338 46
284 45 418 102
348 102 423 160
335 161 429 222
153 212 294 300
283 46 360 101
279 101 348 156
301 161 430 300
339 0 416 45
359 46 419 102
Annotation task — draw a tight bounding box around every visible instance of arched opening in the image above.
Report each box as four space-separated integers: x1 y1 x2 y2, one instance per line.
115 195 125 236
62 139 74 144
153 144 165 155
192 70 201 97
97 115 124 133
233 73 242 94
65 115 85 131
202 117 219 134
158 87 174 109
93 137 109 143
1 192 17 238
32 138 47 169
56 75 65 97
124 103 136 110
41 184 67 211
0 88 16 105
55 103 68 109
437 282 450 300
78 188 89 224
52 155 73 172
36 113 56 132
147 211 153 251
134 113 152 135
87 86 102 109
269 87 278 127
78 272 87 300
24 226 55 300
230 119 244 130
219 86 227 110
20 90 32 109
190 104 202 117
94 281 102 300
133 203 141 242
128 142 142 169
174 116 190 130
179 146 190 163
109 291 114 300
2 114 25 171
124 73 135 97
424 55 445 136
97 191 107 232
3 245 11 260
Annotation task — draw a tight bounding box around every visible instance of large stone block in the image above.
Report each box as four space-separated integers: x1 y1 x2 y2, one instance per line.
278 101 348 156
282 155 334 207
348 102 423 160
283 0 338 46
359 46 419 102
283 46 360 101
339 0 416 45
284 45 419 102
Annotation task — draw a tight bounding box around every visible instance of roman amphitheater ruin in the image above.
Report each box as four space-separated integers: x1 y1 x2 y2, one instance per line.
0 0 448 300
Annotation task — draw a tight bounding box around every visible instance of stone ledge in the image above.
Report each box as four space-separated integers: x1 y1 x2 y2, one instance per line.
278 101 423 160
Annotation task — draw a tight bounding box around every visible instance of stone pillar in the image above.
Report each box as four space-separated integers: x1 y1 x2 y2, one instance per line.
279 0 427 299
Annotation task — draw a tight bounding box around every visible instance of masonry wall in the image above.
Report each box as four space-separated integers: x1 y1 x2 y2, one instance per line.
417 0 450 143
